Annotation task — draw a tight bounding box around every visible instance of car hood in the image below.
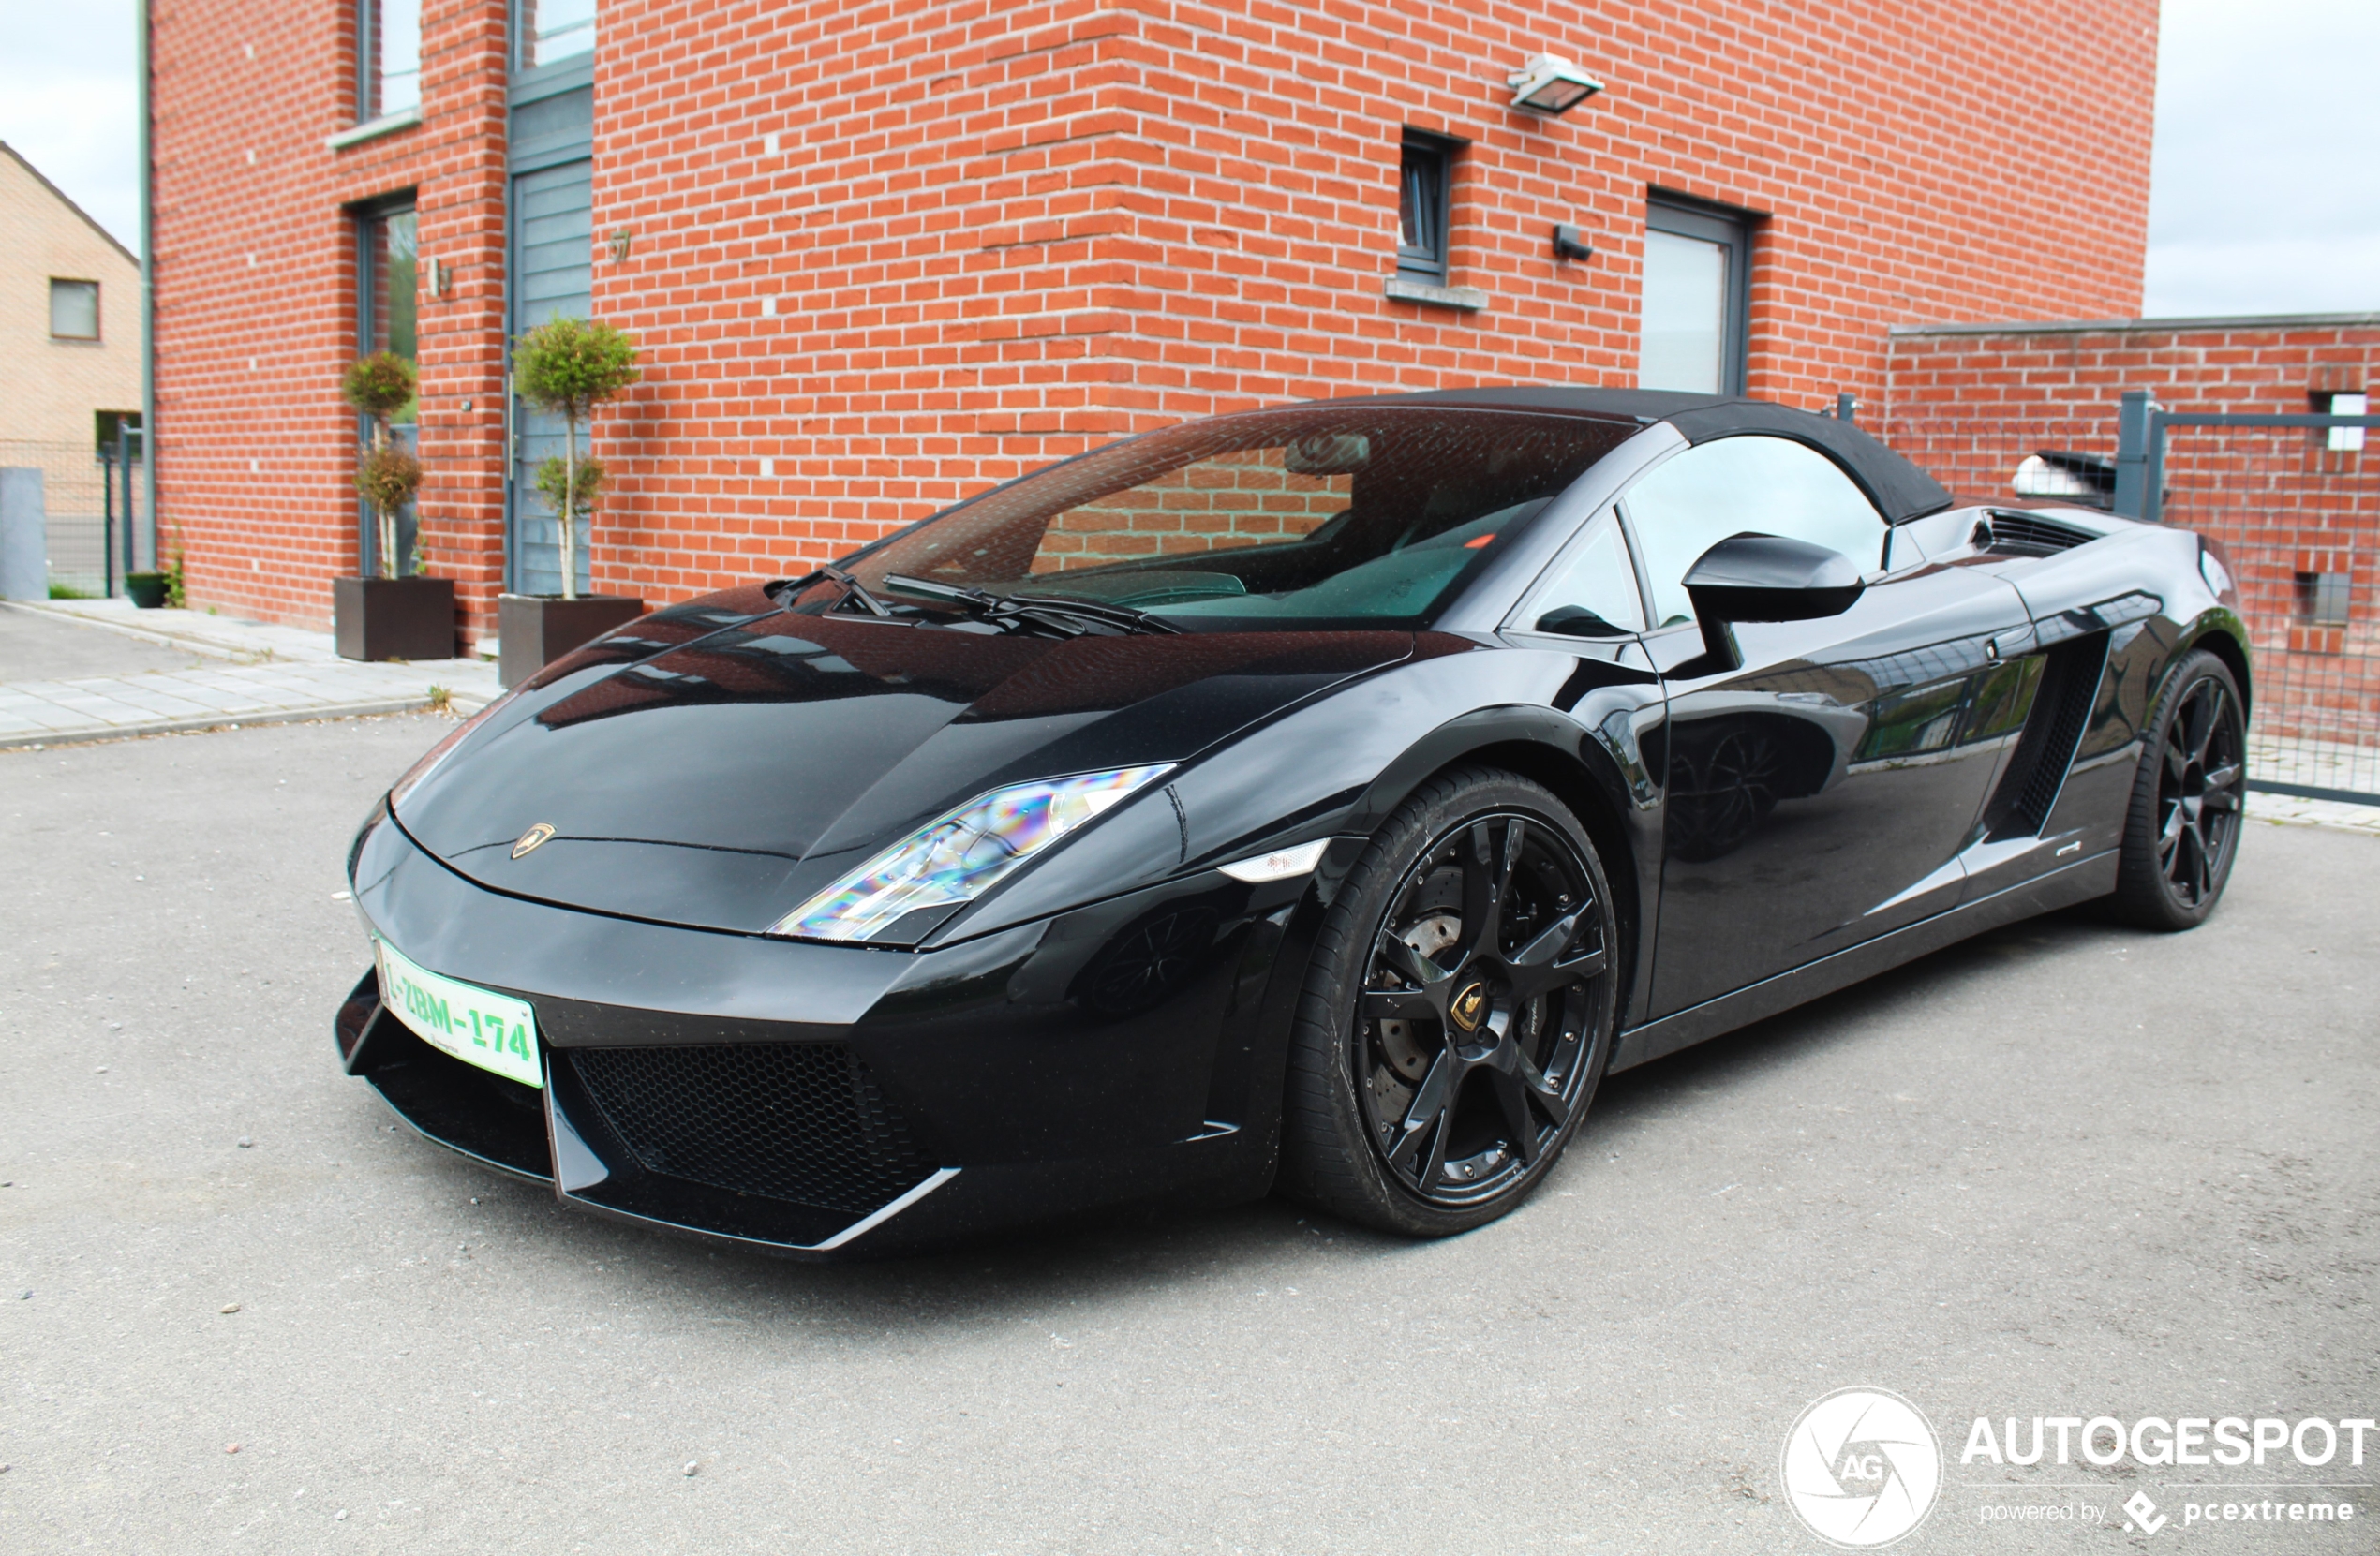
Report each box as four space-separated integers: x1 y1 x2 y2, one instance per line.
393 603 1413 933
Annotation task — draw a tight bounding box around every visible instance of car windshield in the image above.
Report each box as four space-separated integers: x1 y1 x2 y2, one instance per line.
826 406 1631 631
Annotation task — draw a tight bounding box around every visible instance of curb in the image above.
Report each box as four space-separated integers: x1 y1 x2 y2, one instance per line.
0 695 441 751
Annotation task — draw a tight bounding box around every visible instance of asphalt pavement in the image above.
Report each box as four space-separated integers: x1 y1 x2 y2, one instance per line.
2 716 2374 1555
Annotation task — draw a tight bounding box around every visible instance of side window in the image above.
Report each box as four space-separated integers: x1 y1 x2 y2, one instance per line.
1514 507 1644 638
1622 436 1885 628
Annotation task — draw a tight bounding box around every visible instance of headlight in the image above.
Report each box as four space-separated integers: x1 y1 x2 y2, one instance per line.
772 764 1175 943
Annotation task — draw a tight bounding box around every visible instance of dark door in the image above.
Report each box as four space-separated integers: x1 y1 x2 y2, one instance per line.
1639 196 1752 395
1624 436 2033 1017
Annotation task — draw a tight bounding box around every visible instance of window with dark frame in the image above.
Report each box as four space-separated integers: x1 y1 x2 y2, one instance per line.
355 197 421 574
2296 571 2350 627
1397 132 1458 283
358 0 422 123
1639 195 1754 395
94 410 141 455
49 278 99 339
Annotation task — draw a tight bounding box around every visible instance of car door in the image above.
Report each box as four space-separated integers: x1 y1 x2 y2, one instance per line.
1623 435 2034 1018
1496 499 1672 1027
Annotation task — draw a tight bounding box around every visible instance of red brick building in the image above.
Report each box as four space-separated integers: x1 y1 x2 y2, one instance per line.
148 0 2161 648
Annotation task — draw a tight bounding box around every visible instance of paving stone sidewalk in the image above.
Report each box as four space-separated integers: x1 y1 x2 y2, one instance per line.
0 599 503 749
2243 789 2380 836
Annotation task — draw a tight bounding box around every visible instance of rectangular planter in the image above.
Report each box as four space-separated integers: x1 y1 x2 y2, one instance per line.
498 592 647 688
335 575 456 661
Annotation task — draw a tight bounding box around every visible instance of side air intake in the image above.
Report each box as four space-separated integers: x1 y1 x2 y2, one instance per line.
1980 511 2098 558
1981 632 2110 841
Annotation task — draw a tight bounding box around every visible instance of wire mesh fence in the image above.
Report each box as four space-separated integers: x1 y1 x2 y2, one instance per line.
2163 424 2375 801
1882 413 2378 805
0 438 147 597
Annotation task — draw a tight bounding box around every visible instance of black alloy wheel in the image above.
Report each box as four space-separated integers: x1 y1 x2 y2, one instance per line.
1279 768 1621 1236
2112 649 2248 929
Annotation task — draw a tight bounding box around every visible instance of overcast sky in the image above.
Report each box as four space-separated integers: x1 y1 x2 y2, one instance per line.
2 1 2373 319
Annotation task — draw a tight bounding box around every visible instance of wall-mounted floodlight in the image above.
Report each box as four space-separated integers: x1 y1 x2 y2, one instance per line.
1509 54 1603 115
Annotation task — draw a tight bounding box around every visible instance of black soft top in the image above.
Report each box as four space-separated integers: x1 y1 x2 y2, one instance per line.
1360 385 1956 525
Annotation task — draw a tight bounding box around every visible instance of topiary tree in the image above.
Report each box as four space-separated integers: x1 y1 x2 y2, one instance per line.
513 317 638 600
533 453 606 535
342 350 422 579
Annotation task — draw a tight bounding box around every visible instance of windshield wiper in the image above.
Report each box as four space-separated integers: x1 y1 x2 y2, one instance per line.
881 574 1180 636
817 564 894 617
1006 590 1181 635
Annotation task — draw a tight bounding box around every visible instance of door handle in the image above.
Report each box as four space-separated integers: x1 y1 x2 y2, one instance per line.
1986 627 2035 662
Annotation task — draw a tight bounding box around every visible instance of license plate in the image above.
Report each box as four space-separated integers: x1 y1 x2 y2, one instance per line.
375 939 543 1089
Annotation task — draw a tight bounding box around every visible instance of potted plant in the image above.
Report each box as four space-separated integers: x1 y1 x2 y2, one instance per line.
125 570 170 609
334 350 454 660
499 316 643 687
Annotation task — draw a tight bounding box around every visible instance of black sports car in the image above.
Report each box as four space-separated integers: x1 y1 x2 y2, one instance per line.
337 387 2251 1254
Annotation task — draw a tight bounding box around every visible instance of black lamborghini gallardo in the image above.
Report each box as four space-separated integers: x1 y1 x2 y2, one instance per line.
337 388 2249 1254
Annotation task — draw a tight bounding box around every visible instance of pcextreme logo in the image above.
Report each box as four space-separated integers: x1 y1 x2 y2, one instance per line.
1780 1387 1943 1549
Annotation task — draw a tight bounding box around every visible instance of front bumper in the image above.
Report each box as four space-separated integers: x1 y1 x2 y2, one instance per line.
337 803 1313 1257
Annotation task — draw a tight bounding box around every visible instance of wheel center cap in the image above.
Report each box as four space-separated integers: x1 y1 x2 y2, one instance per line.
1449 981 1490 1033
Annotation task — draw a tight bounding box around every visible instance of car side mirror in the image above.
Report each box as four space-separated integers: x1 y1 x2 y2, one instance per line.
1680 532 1866 669
1531 604 1629 638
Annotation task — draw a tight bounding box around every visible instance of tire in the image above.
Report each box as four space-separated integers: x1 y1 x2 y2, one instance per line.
2108 649 2248 930
1277 766 1622 1237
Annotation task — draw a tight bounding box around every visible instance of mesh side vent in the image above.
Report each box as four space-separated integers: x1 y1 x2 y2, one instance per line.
1984 634 2110 841
1985 511 2097 557
570 1044 935 1218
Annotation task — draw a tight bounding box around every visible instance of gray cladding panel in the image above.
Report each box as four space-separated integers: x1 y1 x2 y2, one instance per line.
509 152 595 597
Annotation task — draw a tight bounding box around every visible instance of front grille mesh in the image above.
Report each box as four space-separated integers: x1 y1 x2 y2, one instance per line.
570 1044 935 1218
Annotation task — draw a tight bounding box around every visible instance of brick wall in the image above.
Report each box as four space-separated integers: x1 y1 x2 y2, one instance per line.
148 0 510 631
589 0 2159 610
155 0 2160 641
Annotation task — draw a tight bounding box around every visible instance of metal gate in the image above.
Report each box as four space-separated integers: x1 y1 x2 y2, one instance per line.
2114 393 2379 806
0 428 145 597
1883 395 2379 807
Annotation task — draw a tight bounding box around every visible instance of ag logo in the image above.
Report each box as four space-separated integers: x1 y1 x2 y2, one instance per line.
1780 1386 1941 1548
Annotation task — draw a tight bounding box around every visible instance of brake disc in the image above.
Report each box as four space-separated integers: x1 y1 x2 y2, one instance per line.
1376 911 1462 1082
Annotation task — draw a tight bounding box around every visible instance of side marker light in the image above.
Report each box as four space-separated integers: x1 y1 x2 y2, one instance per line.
1218 839 1330 883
